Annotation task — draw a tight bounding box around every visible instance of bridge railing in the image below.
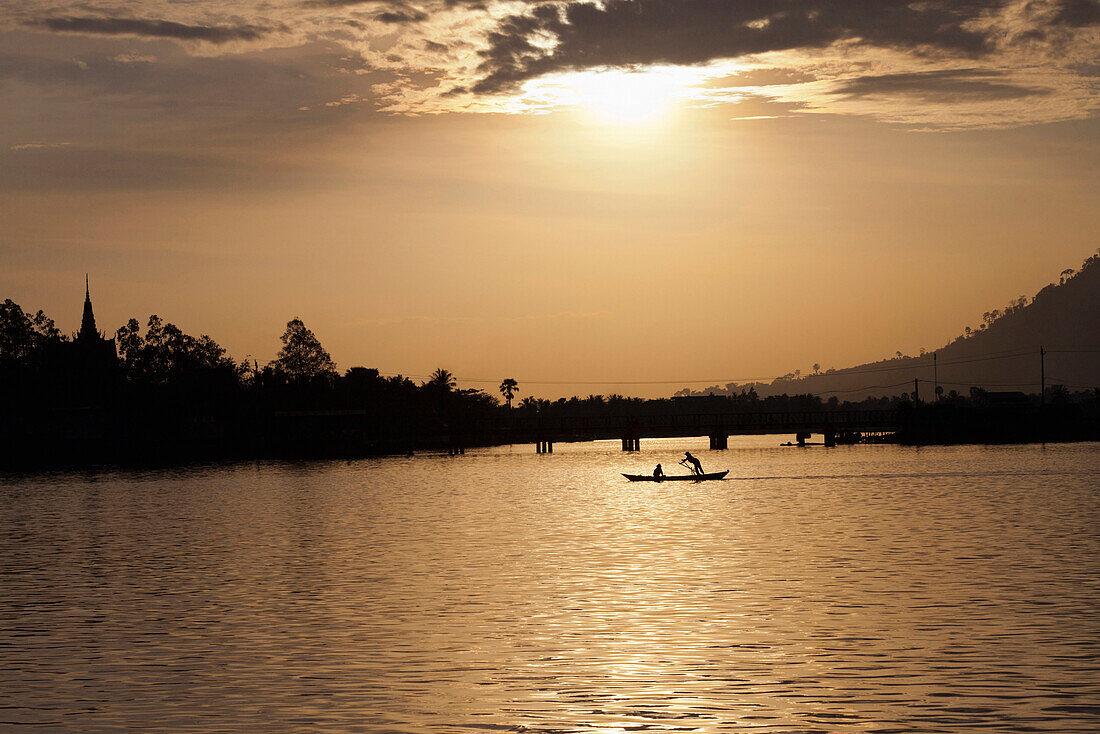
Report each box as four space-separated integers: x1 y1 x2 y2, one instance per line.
496 409 898 435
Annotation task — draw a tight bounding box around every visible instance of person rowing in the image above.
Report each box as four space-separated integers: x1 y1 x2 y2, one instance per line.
653 463 665 481
681 451 704 476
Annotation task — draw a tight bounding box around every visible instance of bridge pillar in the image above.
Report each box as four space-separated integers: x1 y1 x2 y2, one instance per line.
824 430 836 447
535 440 553 453
709 432 728 450
621 436 640 451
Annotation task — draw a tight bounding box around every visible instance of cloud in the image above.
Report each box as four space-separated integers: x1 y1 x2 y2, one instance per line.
377 9 430 24
11 141 72 150
111 52 157 64
1051 0 1100 26
3 0 1098 131
27 16 273 44
322 92 368 106
832 69 1050 103
471 0 1007 94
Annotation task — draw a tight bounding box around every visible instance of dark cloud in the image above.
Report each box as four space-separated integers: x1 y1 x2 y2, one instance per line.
1051 0 1100 26
377 9 429 23
28 16 272 43
0 40 379 145
473 0 1009 93
833 69 1050 103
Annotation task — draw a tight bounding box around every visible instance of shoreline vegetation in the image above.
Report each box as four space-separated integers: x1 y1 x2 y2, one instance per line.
2 253 1098 470
1 394 1098 472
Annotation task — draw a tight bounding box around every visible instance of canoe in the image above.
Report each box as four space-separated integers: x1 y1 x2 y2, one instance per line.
622 470 729 482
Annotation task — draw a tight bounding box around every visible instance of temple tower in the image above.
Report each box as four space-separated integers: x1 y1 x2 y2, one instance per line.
72 275 117 362
77 274 102 342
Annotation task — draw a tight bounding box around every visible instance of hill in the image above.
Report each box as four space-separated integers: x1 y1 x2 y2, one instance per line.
679 250 1100 401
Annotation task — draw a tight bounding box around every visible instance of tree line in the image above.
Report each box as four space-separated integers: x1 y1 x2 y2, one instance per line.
2 297 1096 467
1 301 927 421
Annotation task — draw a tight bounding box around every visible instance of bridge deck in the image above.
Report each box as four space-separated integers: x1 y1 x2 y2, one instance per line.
495 409 899 442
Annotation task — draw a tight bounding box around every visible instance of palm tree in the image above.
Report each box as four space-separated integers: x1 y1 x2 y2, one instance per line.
499 378 518 409
426 368 456 392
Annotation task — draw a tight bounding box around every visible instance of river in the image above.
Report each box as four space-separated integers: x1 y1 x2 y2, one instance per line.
2 438 1098 732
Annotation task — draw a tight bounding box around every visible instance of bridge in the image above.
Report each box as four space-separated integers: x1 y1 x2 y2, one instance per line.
481 408 901 452
269 407 902 455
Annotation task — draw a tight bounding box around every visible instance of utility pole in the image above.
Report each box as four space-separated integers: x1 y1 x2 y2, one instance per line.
933 353 938 401
1040 346 1046 408
913 377 920 404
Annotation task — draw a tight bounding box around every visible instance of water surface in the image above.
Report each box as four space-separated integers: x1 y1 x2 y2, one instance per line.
3 439 1099 732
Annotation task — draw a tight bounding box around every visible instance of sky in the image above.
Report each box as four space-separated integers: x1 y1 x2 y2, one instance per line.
1 0 1098 397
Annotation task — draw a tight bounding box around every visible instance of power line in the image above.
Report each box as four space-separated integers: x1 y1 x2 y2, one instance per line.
380 344 1097 388
815 380 914 396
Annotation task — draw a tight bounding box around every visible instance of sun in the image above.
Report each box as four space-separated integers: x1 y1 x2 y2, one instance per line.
571 68 684 125
521 67 695 125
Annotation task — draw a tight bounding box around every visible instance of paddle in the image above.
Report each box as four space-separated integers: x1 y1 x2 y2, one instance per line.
680 457 702 476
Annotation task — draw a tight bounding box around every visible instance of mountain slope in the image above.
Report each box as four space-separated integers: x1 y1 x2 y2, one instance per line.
687 251 1100 401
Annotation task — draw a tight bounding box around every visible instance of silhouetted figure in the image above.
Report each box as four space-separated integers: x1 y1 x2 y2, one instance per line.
653 463 664 480
682 451 704 475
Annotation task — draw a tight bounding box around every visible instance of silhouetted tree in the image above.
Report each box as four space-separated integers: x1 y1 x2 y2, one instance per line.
0 299 63 367
272 318 335 382
458 387 497 409
499 377 518 408
426 368 456 392
518 396 542 412
116 315 238 384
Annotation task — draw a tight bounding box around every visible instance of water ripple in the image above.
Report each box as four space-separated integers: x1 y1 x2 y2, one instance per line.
2 440 1098 733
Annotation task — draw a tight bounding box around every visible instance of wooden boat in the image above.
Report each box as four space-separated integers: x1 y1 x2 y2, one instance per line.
622 470 729 482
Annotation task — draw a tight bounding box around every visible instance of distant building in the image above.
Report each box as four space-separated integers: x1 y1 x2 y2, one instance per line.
73 275 118 364
59 276 119 403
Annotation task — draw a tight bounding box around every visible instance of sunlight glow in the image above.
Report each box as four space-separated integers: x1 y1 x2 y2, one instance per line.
572 69 683 124
521 67 706 125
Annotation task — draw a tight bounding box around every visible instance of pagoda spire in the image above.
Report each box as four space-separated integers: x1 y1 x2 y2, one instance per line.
78 274 100 342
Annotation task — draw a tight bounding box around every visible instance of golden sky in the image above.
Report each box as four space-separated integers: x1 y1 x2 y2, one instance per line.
1 0 1098 396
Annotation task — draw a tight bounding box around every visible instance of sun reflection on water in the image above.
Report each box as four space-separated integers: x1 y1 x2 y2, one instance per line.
1 440 1098 731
